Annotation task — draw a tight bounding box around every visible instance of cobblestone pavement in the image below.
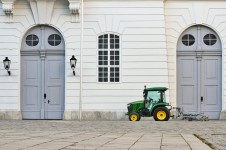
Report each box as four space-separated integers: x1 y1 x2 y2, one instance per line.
0 120 225 150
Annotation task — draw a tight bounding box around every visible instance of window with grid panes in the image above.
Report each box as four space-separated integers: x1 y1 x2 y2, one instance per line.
26 34 39 46
98 34 120 82
48 34 62 46
203 34 217 46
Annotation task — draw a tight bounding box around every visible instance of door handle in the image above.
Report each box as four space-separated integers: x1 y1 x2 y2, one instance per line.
201 96 203 102
44 93 46 99
48 100 50 104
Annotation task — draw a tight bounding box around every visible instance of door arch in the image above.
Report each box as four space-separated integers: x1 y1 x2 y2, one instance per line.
21 26 65 119
177 25 222 119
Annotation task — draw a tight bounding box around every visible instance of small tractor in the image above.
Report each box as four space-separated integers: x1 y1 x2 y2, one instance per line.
126 86 172 121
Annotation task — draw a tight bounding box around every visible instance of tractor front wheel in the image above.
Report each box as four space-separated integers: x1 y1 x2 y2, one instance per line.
153 107 170 121
129 112 140 121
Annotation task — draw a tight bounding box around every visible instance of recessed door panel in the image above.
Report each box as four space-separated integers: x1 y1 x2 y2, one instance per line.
204 86 218 105
181 85 194 105
25 86 39 105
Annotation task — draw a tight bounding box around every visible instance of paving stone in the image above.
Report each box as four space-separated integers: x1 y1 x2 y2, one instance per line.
181 134 212 150
130 142 161 149
0 120 222 149
25 141 73 150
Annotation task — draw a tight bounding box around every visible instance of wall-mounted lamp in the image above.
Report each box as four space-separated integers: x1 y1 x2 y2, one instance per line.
3 57 11 76
70 55 77 76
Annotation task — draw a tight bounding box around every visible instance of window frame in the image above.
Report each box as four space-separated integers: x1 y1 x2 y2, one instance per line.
48 34 62 46
203 33 217 46
181 34 195 46
97 32 121 83
25 34 39 47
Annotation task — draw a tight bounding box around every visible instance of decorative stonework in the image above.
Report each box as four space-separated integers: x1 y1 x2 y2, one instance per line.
1 0 16 22
1 0 16 15
27 0 56 24
2 2 14 14
68 0 80 22
69 1 80 14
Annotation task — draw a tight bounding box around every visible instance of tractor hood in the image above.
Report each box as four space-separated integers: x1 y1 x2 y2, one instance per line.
126 100 144 115
128 100 144 105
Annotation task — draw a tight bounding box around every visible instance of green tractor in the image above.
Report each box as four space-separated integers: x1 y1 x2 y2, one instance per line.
126 86 172 121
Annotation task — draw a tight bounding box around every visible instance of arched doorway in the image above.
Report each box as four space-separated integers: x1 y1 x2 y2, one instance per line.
177 25 222 119
21 26 65 119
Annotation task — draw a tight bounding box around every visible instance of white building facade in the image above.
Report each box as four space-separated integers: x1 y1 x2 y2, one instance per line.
0 0 226 120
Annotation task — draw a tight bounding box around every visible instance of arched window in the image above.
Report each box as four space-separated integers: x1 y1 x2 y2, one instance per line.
98 34 120 82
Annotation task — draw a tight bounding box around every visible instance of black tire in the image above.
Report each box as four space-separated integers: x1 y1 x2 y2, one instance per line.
153 107 170 121
129 112 140 121
137 115 141 121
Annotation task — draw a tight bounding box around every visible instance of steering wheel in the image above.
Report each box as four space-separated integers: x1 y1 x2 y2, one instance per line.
149 98 153 102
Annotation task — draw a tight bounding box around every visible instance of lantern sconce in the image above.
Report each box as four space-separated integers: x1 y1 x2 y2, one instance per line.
3 57 11 76
70 55 77 76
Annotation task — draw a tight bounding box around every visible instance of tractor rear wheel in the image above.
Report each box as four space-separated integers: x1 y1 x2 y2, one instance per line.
129 112 140 121
153 107 170 121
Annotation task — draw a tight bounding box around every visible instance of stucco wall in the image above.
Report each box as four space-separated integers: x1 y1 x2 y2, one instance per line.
0 0 169 120
74 0 169 118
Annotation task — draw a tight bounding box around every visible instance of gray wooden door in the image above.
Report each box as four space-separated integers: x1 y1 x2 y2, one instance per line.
44 55 65 119
201 56 222 119
21 26 65 119
21 56 42 119
177 56 198 113
177 26 222 119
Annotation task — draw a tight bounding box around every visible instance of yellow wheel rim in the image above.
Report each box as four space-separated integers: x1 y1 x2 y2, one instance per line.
157 110 166 120
130 114 138 121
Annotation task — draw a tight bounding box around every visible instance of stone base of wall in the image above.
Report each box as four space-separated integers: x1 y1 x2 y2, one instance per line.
64 111 127 121
0 110 224 120
0 111 22 120
220 111 226 120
